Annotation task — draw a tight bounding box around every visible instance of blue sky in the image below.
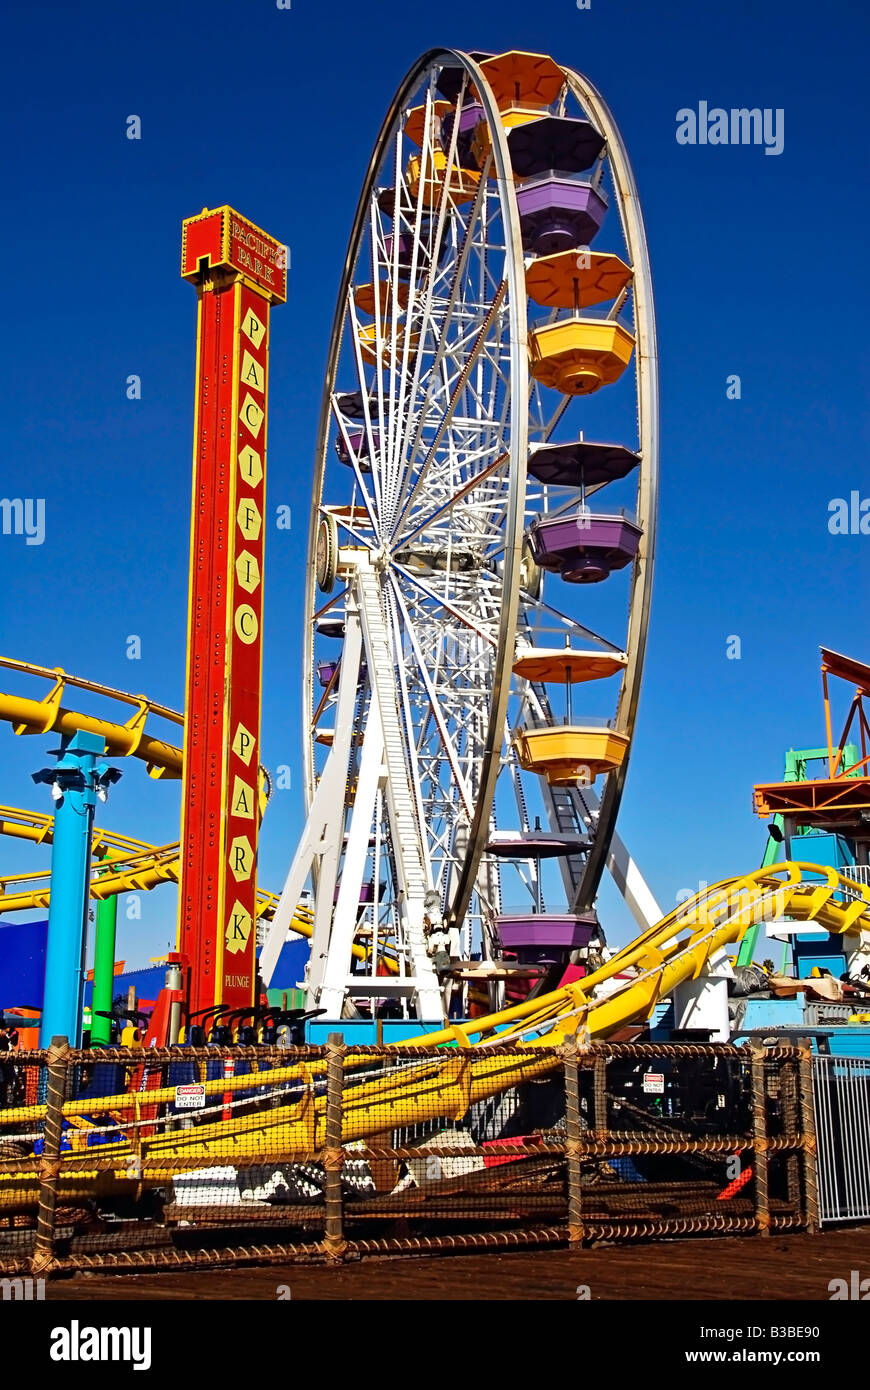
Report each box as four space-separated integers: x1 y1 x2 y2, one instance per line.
1 0 868 964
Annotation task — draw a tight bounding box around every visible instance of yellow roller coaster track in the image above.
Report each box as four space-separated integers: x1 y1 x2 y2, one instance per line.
0 806 379 969
0 862 865 1205
0 656 183 778
0 657 270 801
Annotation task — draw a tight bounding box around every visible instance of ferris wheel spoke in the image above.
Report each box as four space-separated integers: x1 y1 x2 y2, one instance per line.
397 452 508 551
384 95 487 526
313 585 349 623
330 394 381 537
390 281 508 540
387 573 476 818
391 561 499 649
382 122 441 516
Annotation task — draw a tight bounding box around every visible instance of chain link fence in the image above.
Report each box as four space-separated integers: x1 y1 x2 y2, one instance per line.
0 1038 820 1277
813 1053 870 1223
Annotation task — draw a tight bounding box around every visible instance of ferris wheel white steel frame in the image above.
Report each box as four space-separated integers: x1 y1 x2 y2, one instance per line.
261 48 659 1023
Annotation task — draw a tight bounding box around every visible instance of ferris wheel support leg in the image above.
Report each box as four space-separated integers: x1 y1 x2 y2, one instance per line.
316 717 385 1017
258 613 363 990
355 560 443 1021
571 784 663 933
605 828 664 934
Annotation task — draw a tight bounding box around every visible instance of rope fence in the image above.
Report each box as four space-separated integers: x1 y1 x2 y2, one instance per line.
0 1037 821 1277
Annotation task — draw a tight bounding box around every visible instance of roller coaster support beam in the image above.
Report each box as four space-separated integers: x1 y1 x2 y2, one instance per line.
91 854 119 1046
32 732 121 1047
177 206 286 1019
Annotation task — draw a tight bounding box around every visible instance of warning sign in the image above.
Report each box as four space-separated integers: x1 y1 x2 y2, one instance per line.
175 1083 206 1110
642 1072 664 1095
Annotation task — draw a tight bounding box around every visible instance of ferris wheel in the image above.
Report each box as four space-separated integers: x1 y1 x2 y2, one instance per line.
262 48 658 1022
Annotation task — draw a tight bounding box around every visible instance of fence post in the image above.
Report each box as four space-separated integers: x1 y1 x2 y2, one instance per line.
31 1035 69 1276
592 1054 607 1136
782 1054 802 1219
797 1038 819 1234
321 1033 346 1263
563 1037 584 1244
749 1043 770 1237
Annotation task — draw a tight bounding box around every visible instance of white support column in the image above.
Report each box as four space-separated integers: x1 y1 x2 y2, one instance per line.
317 718 385 1016
355 559 443 1020
572 783 663 932
672 946 733 1042
258 608 363 990
268 554 443 1022
605 827 664 932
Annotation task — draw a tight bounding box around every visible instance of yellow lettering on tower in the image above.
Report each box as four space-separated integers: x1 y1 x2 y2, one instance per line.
238 445 262 487
231 775 255 819
240 393 264 438
232 722 256 765
235 550 261 594
241 350 264 393
241 308 265 349
229 837 254 881
237 498 262 541
226 901 253 953
234 604 258 644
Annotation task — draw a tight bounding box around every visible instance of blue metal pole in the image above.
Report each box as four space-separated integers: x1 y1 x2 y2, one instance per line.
33 732 121 1048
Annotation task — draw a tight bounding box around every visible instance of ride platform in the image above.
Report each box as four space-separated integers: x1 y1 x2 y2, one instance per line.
513 724 630 784
753 646 870 841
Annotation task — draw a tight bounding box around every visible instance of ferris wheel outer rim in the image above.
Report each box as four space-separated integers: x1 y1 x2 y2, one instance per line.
302 48 530 935
561 66 660 912
300 48 658 944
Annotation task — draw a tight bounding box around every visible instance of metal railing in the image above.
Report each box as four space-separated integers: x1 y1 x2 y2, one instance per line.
813 1053 870 1223
804 1002 859 1026
840 864 870 887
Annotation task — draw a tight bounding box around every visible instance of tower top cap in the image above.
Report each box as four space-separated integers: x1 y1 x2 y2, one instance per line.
181 205 287 303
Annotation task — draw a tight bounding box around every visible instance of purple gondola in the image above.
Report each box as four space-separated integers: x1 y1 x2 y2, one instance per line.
435 54 493 102
439 101 486 168
335 430 377 471
497 912 599 967
516 177 607 255
528 512 642 584
486 830 589 857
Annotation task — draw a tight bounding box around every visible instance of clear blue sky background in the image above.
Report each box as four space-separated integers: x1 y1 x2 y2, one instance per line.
1 0 868 965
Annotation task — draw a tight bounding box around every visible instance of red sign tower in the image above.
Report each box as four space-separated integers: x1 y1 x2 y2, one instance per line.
178 206 286 1019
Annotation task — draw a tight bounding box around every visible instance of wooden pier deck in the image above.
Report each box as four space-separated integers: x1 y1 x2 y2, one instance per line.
43 1226 870 1301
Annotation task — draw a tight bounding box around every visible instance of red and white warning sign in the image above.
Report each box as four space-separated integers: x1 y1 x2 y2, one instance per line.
642 1072 664 1095
174 1083 207 1109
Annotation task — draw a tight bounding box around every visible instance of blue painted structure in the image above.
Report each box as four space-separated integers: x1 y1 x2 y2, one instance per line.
266 937 309 991
785 832 855 977
305 1018 448 1044
652 997 870 1056
0 919 47 1008
32 732 120 1047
